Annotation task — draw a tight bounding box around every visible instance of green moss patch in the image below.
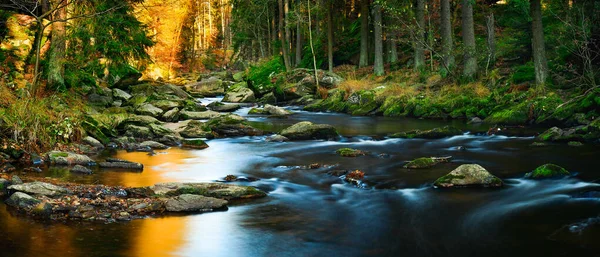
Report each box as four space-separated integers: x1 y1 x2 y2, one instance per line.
335 148 366 157
525 164 570 179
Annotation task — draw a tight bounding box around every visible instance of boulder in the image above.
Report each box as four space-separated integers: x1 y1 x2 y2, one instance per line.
124 125 154 139
259 92 277 104
136 103 164 117
537 127 565 141
46 151 94 166
8 182 71 196
150 182 267 200
0 178 8 195
72 165 93 175
151 100 182 111
280 121 338 140
99 158 144 171
5 192 40 209
149 123 176 137
180 110 222 120
11 175 23 185
248 108 270 115
232 71 245 82
113 71 142 90
223 87 255 103
266 135 289 142
83 136 104 149
525 164 570 179
180 121 214 138
162 108 180 122
119 115 161 128
209 102 241 112
165 194 228 212
205 115 263 137
264 104 293 116
404 157 451 169
336 148 366 157
184 77 225 97
433 164 503 188
139 141 169 150
182 139 209 149
390 126 462 139
112 88 132 101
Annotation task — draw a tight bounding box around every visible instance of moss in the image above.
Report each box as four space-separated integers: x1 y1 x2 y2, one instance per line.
485 102 529 125
245 187 267 197
404 157 437 169
525 164 570 179
434 174 466 185
568 141 583 147
182 139 209 149
166 186 209 197
51 152 69 158
248 108 270 115
335 148 365 157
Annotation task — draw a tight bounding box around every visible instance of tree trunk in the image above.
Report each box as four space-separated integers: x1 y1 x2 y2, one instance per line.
285 0 292 64
414 0 426 70
327 0 334 72
359 0 369 67
388 32 398 63
373 3 384 76
307 0 319 88
486 13 496 74
279 0 291 70
440 0 454 72
530 0 548 85
462 0 477 78
296 6 303 67
47 1 67 91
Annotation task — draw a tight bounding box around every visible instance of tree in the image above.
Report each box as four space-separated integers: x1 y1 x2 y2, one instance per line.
373 2 384 75
279 0 292 70
295 0 302 67
440 0 454 72
326 0 333 72
47 0 66 90
462 0 477 78
414 0 425 70
359 0 369 67
530 0 548 85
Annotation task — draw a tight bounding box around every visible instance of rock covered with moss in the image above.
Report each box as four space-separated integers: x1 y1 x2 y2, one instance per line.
46 151 95 166
150 182 267 200
390 126 462 139
524 164 570 179
223 87 255 103
336 148 366 157
434 164 503 188
280 121 338 140
404 157 451 169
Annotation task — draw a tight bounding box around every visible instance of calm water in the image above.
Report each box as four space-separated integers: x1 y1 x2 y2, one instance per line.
1 105 599 257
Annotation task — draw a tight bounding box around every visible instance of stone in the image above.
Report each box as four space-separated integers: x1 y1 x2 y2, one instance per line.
136 103 164 117
149 123 175 137
248 108 270 115
8 182 70 196
264 104 293 116
266 135 289 142
180 121 214 138
205 115 263 137
124 125 154 139
83 136 104 148
165 194 228 212
112 88 132 101
5 192 41 209
46 151 94 166
139 141 169 150
72 165 93 175
151 100 182 111
390 126 463 139
469 117 484 124
259 92 277 104
434 164 503 188
150 182 267 200
182 139 209 149
223 87 255 103
162 108 180 122
11 175 23 185
537 127 564 141
209 102 242 112
113 71 142 89
280 121 338 141
336 148 365 157
232 71 244 82
404 157 451 169
568 141 584 147
185 77 225 97
88 94 113 107
119 115 161 127
180 110 222 120
99 158 144 171
525 164 570 179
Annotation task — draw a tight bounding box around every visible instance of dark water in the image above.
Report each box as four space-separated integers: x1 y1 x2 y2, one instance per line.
1 105 600 257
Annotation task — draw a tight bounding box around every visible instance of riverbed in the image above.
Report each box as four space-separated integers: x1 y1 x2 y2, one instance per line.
1 102 599 257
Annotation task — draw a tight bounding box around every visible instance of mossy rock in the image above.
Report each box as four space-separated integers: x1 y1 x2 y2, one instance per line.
346 90 381 116
280 121 338 141
390 126 462 139
248 108 270 115
404 157 438 169
525 164 570 179
182 139 209 149
485 102 530 125
568 141 584 147
434 164 503 188
335 148 365 157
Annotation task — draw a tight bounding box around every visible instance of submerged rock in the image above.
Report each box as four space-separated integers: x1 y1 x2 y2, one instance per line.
336 148 365 157
139 141 169 150
280 121 338 141
404 157 451 169
266 135 289 142
46 151 94 166
71 165 93 175
99 158 144 171
264 104 293 116
434 164 503 188
5 192 41 209
8 182 71 196
164 194 228 212
525 164 570 179
390 126 462 139
150 182 267 200
182 139 209 149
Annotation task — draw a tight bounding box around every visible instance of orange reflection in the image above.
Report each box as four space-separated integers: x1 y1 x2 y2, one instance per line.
128 217 188 257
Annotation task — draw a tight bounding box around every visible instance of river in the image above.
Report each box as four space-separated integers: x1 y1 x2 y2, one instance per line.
0 101 599 257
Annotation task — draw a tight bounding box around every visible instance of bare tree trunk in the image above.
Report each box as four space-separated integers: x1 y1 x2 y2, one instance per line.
279 0 292 70
373 3 384 76
414 0 426 70
285 0 292 64
462 0 478 78
308 0 319 88
326 0 334 72
440 0 454 72
530 0 548 85
485 13 496 75
295 2 303 67
388 32 398 63
48 1 66 90
359 0 369 67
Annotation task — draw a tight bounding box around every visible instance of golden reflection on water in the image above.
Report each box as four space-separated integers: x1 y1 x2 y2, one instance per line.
128 217 188 257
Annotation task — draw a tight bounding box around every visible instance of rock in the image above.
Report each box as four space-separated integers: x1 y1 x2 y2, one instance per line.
345 90 381 116
209 102 241 112
162 108 180 122
46 151 94 166
0 163 16 173
180 121 214 138
537 127 565 141
568 141 584 147
232 71 244 82
182 139 209 149
280 121 338 140
434 164 503 188
139 141 169 149
112 100 123 107
124 125 154 139
525 164 570 179
151 100 182 111
150 182 267 200
157 135 184 146
112 88 132 101
248 108 270 115
8 182 71 196
83 136 104 148
345 170 365 185
390 126 463 139
259 92 277 104
205 115 263 137
0 178 8 195
185 77 225 97
99 158 144 171
11 175 23 185
223 87 255 103
136 103 164 117
530 142 548 147
88 93 113 107
336 148 365 157
180 110 222 120
72 165 93 175
113 71 142 89
23 167 43 173
165 194 228 212
404 157 451 169
148 123 176 137
5 192 40 209
266 135 289 142
469 117 484 124
264 104 293 116
119 115 161 127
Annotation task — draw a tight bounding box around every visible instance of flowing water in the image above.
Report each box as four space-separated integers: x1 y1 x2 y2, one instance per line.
1 103 600 257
